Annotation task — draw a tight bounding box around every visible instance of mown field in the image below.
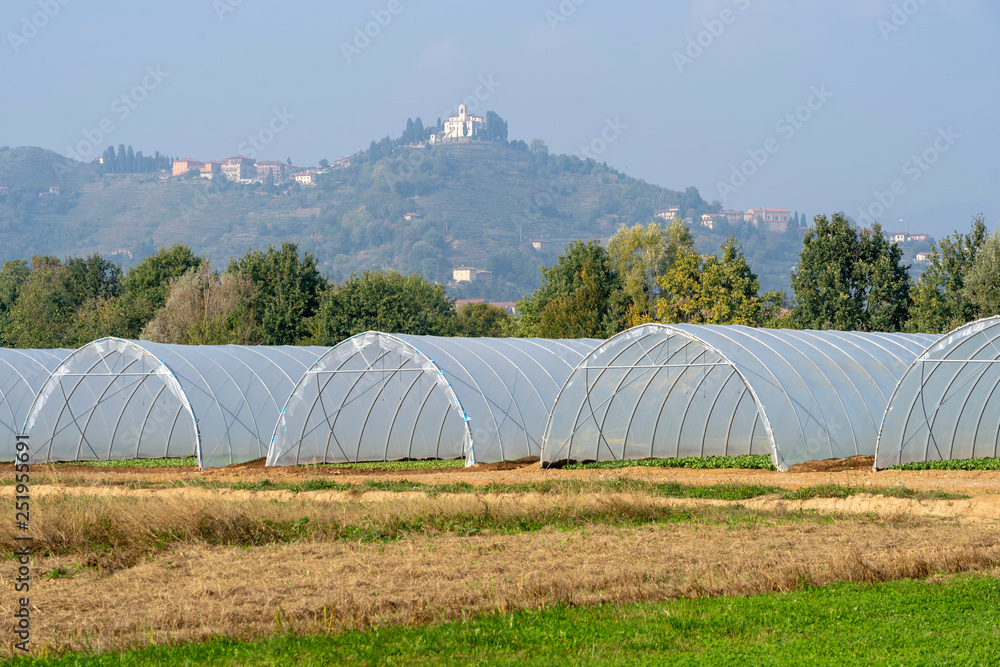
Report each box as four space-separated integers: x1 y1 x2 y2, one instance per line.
4 456 1000 664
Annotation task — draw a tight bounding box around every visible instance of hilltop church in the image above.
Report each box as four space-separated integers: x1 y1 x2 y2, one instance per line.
430 105 484 143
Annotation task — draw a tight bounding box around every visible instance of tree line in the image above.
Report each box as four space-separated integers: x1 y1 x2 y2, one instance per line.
514 212 1000 338
99 144 173 175
0 212 995 350
0 242 512 349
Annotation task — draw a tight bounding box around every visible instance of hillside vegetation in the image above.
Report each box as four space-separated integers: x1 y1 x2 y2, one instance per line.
0 140 805 298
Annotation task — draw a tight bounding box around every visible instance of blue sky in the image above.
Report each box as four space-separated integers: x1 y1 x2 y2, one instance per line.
3 0 997 238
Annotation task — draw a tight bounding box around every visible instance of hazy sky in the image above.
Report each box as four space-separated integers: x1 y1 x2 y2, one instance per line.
4 0 997 238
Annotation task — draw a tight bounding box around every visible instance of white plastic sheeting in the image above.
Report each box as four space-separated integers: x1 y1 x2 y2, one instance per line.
24 338 327 469
267 332 600 466
875 317 1000 469
0 349 72 461
541 324 937 471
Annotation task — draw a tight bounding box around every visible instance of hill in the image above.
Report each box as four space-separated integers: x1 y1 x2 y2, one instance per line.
0 141 804 299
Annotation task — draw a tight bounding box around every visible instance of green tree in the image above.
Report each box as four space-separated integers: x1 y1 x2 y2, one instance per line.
963 227 1000 318
790 213 912 332
607 218 694 326
314 270 455 345
4 256 78 348
227 242 327 345
454 302 510 337
657 237 781 326
484 111 508 143
63 253 122 303
111 244 205 339
516 240 625 338
908 215 989 333
141 264 257 345
3 253 124 348
0 260 30 345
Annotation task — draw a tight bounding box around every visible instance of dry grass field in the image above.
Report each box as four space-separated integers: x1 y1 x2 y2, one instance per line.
4 457 1000 657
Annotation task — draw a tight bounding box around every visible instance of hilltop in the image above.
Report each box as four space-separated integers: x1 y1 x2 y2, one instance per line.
0 139 806 299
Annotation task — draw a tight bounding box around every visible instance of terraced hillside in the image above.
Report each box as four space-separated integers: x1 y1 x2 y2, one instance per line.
0 142 802 298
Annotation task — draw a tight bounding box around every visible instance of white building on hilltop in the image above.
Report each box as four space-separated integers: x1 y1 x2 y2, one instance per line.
439 104 484 141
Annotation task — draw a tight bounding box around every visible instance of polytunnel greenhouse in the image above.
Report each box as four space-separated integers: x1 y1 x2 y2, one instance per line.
267 332 600 466
24 338 328 469
0 348 72 461
541 323 938 471
875 316 1000 469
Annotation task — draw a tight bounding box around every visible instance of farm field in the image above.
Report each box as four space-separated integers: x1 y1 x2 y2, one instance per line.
5 456 1000 663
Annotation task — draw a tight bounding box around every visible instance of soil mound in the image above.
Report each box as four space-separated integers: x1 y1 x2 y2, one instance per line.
788 455 875 473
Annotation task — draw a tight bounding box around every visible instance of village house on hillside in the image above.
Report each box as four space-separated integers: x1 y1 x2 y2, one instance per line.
887 231 931 244
745 208 790 233
171 154 330 185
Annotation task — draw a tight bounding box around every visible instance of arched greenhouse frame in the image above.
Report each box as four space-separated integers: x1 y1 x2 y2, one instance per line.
541 323 937 471
267 332 600 466
875 316 1000 469
0 348 72 461
24 338 328 469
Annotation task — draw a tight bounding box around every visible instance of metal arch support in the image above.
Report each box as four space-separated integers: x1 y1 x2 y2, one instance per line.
167 347 253 467
874 317 1000 468
266 332 473 467
552 326 667 463
774 330 869 456
646 339 716 459
899 335 997 464
441 338 537 459
668 326 799 471
698 368 743 457
542 324 784 470
384 363 433 460
396 337 502 463
21 338 201 464
735 327 845 461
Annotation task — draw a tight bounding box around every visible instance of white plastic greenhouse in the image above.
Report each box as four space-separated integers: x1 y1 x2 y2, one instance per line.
266 332 600 466
23 338 328 469
540 324 938 471
875 316 1000 469
0 348 72 461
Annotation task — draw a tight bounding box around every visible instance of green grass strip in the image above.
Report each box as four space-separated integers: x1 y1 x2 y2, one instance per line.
129 478 965 502
889 457 1000 471
781 483 966 501
564 455 775 471
316 459 466 471
60 457 199 468
46 458 465 471
13 575 1000 666
171 477 786 500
